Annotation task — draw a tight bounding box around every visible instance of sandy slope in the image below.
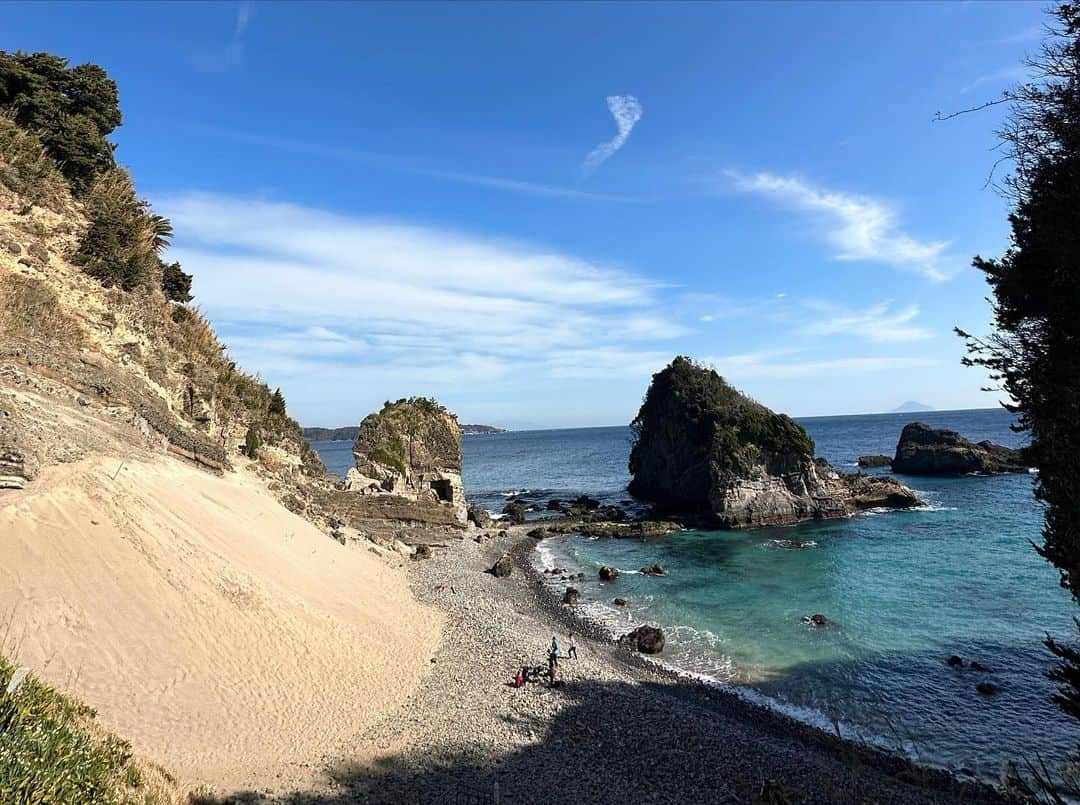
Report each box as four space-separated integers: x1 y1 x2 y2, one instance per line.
0 455 443 793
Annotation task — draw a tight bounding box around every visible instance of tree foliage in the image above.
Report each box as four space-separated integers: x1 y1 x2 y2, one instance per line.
161 261 192 303
73 169 159 291
958 2 1080 728
0 51 121 194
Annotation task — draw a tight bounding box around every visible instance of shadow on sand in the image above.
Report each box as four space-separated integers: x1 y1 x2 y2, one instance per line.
195 678 1006 805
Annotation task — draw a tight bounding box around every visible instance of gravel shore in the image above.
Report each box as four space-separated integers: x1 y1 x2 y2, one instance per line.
266 528 1006 805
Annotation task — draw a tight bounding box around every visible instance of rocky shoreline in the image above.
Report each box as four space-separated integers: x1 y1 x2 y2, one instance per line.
266 526 1006 805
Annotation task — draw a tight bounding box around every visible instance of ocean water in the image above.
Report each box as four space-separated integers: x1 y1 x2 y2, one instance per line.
311 409 1077 779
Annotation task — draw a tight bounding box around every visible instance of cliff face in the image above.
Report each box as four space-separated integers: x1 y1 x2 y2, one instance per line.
346 397 467 526
892 422 1030 475
629 358 920 527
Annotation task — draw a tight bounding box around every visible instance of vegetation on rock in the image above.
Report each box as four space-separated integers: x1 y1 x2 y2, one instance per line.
629 356 814 507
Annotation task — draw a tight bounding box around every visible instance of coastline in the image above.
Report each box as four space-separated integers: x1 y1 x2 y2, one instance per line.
272 526 1002 805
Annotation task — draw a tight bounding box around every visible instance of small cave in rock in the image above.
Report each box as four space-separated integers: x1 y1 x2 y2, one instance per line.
430 478 453 502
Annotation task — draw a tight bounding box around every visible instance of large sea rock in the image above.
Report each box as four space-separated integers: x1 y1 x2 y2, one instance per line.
892 422 1030 476
346 397 467 524
627 357 920 528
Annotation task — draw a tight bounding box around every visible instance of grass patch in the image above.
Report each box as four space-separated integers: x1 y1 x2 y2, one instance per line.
0 115 67 209
0 655 145 803
0 274 83 344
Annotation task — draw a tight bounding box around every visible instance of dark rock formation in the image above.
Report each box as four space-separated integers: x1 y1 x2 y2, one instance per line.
628 358 922 527
613 598 627 606
489 553 512 577
598 565 620 581
857 454 892 468
947 655 964 668
347 397 466 524
562 587 580 605
976 682 998 695
467 505 492 529
622 625 665 654
803 614 829 627
640 564 666 576
503 500 527 525
892 422 1030 476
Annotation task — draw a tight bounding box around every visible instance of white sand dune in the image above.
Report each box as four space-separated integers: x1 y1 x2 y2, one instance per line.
0 455 443 792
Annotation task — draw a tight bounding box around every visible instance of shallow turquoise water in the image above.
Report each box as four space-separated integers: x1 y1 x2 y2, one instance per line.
313 409 1076 778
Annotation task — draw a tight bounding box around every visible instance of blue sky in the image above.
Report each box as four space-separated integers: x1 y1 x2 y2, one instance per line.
2 1 1046 428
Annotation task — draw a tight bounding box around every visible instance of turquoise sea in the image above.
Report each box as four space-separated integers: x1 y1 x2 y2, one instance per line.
312 408 1076 780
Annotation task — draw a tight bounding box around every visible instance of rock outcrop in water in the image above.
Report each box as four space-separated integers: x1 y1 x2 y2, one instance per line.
892 422 1030 476
628 357 921 527
346 397 467 524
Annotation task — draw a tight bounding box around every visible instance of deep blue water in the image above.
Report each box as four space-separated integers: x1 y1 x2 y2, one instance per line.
312 409 1077 779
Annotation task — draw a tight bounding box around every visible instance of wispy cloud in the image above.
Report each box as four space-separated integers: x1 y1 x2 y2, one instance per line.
159 192 684 418
702 351 938 380
802 301 934 343
960 65 1028 94
728 171 953 281
583 95 643 175
203 127 639 202
193 1 257 72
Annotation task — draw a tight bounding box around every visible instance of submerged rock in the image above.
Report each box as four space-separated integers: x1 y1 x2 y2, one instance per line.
947 655 965 668
598 565 620 581
622 625 665 654
892 422 1030 476
640 564 666 576
803 613 829 627
627 358 922 527
976 681 999 695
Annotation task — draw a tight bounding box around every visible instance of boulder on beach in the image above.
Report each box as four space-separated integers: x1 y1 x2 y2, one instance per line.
857 454 892 468
892 422 1030 476
489 553 512 577
598 565 620 581
627 358 922 527
502 500 527 525
622 625 665 654
613 598 628 606
467 505 492 529
562 587 581 605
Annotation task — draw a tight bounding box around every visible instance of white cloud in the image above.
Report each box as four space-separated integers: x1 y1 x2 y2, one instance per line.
802 301 935 343
702 352 938 380
160 193 685 418
583 95 643 175
728 171 953 281
193 1 257 71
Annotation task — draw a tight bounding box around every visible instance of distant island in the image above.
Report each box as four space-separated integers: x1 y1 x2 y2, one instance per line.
303 423 506 442
891 401 935 413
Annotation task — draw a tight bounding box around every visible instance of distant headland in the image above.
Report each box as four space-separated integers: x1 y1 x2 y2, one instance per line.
303 423 506 441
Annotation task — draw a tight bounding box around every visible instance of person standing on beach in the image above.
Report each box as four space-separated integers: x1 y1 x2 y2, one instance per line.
549 635 559 662
568 633 578 659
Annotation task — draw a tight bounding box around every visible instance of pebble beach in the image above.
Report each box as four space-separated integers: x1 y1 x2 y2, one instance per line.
282 526 1006 805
